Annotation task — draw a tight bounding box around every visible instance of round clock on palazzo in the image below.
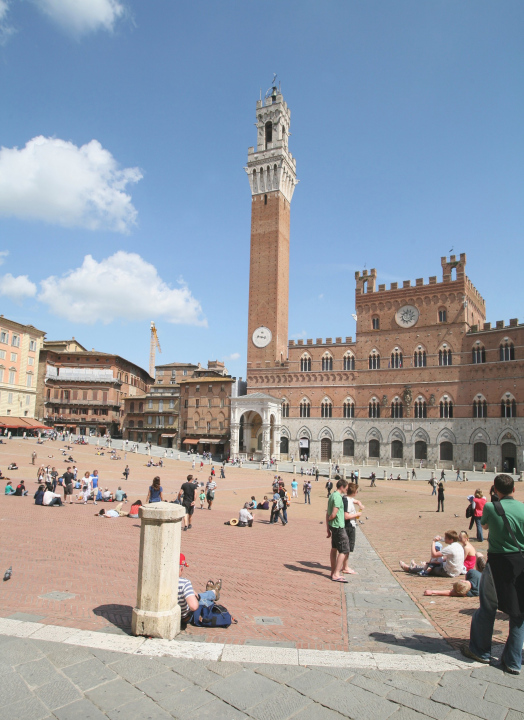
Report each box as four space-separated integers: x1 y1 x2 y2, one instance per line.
395 305 419 328
252 326 272 348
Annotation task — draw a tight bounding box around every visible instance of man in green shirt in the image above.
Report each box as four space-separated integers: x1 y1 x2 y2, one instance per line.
463 474 524 674
326 479 350 582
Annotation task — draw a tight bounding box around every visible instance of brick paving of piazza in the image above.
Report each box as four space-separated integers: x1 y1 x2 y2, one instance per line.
0 437 516 654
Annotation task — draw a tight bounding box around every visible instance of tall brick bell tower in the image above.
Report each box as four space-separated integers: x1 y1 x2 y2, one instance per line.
245 84 297 371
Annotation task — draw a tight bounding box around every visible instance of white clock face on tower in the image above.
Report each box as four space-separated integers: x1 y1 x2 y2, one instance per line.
395 305 419 328
252 326 272 348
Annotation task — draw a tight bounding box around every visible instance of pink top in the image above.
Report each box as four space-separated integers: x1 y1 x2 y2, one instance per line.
474 497 487 517
464 554 476 571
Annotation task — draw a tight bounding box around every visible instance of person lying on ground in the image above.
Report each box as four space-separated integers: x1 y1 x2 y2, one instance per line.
7 463 18 470
399 530 465 577
96 503 128 518
424 555 486 597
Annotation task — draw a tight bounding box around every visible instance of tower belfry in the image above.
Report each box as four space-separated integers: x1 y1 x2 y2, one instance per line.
245 84 297 370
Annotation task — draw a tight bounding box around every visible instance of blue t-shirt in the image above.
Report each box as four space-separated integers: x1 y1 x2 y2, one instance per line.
91 475 99 489
149 486 162 502
291 481 298 489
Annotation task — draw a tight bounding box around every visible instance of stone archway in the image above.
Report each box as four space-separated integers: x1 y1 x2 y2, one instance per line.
230 393 282 461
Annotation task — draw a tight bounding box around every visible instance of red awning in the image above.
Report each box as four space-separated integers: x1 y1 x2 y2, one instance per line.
0 417 48 430
182 438 200 445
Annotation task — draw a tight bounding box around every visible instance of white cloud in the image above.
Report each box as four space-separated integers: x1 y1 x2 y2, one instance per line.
38 252 206 326
0 0 15 44
290 330 308 339
223 352 240 361
0 273 37 302
0 136 142 233
34 0 125 35
0 250 8 265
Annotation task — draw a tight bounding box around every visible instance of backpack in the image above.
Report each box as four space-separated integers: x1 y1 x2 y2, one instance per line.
276 497 284 510
465 504 474 518
191 603 236 628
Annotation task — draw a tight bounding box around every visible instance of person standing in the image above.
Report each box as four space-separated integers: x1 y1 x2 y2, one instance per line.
437 482 445 512
440 469 446 482
291 478 298 498
411 468 417 480
279 485 290 524
31 451 36 465
123 465 130 481
325 479 333 497
315 468 319 482
62 466 74 505
91 470 100 500
456 469 462 482
303 479 311 504
220 465 225 479
179 474 197 530
205 476 217 510
326 479 350 583
429 477 437 495
342 482 364 575
472 488 487 542
463 474 524 674
354 469 359 486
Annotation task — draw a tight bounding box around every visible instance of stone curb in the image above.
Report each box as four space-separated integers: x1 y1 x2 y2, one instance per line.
0 616 481 672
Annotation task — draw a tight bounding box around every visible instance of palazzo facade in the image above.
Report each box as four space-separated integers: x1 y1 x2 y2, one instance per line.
230 85 524 472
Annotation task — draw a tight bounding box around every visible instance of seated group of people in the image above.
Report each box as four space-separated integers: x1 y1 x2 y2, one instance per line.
399 529 484 597
5 480 27 496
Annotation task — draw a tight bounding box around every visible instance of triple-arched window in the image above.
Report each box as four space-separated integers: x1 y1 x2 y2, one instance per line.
368 398 380 418
439 348 452 366
413 348 426 367
322 354 333 371
473 397 487 418
501 395 517 418
300 355 311 372
500 341 515 361
300 399 311 418
321 398 333 418
440 398 454 418
390 350 403 369
369 351 380 370
472 345 486 364
343 353 355 371
391 398 403 418
343 398 355 418
414 398 427 418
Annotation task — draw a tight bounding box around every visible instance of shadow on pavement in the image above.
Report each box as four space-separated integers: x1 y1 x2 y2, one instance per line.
93 603 133 632
283 562 330 578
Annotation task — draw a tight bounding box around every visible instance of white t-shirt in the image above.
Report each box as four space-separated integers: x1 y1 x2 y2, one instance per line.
105 509 119 518
239 508 253 524
345 497 357 527
441 542 465 577
43 491 60 506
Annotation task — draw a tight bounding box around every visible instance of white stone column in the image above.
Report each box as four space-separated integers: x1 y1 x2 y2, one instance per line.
230 423 240 458
244 422 252 454
262 423 271 461
273 424 281 460
132 502 186 640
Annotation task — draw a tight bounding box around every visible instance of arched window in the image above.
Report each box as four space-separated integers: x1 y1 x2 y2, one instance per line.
368 398 380 418
391 440 403 459
368 439 380 458
439 348 452 366
438 308 447 323
369 351 380 370
440 398 453 418
322 354 333 371
300 399 310 418
414 348 427 367
440 441 453 461
390 350 403 369
138 402 143 412
265 121 272 148
372 316 380 330
472 345 486 364
343 353 355 371
343 399 355 418
391 399 403 418
501 396 517 418
473 398 487 418
414 399 427 418
500 341 515 361
300 355 311 372
130 402 135 412
281 400 289 418
342 439 354 457
280 436 289 454
474 442 487 463
321 399 332 418
137 420 143 428
128 420 135 428
415 440 427 460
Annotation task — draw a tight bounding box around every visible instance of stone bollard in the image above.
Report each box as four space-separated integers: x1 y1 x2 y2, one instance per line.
293 464 296 474
259 462 263 470
519 471 523 482
178 454 181 460
494 466 497 474
343 466 347 480
383 470 387 480
407 470 411 481
132 502 186 640
329 464 332 480
463 472 467 482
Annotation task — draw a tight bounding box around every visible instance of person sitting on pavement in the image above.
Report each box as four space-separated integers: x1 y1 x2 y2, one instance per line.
7 462 18 470
43 488 63 506
34 484 45 505
459 530 477 572
257 496 269 510
114 487 127 503
14 481 28 496
101 488 113 502
399 530 465 577
146 476 163 504
178 553 221 625
5 481 15 495
424 554 486 598
128 500 142 518
238 503 254 527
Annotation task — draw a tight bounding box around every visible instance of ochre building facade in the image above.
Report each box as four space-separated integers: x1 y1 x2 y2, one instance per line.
231 86 524 472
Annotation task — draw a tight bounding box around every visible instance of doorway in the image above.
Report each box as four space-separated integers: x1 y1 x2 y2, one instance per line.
299 438 310 460
321 437 332 462
501 442 517 473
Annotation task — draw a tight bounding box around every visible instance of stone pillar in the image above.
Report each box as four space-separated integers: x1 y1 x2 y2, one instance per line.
343 466 347 480
230 423 240 458
293 464 296 474
329 463 332 480
244 423 252 455
273 425 281 460
519 471 523 482
463 472 468 482
407 470 411 481
494 466 497 474
132 502 186 640
261 423 271 462
383 470 387 480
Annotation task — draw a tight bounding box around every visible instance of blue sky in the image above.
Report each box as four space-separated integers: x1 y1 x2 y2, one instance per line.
0 1 523 379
